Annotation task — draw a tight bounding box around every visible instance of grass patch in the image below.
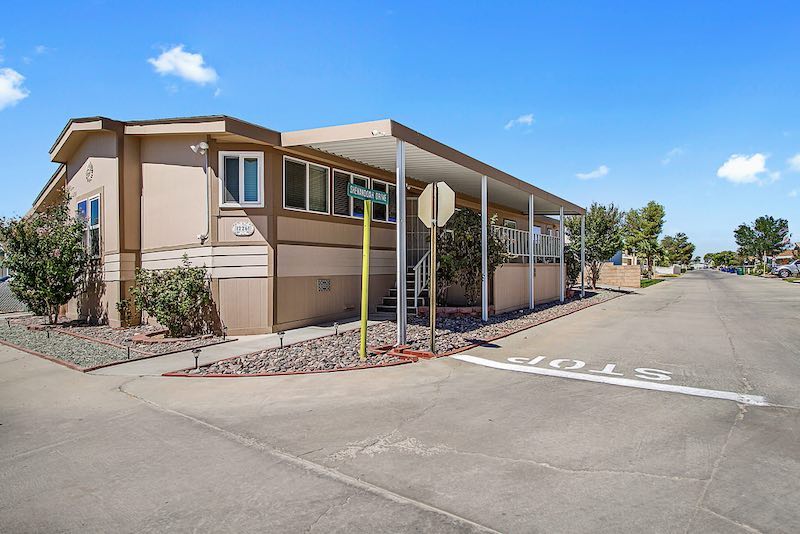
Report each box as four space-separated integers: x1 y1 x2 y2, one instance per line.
640 278 663 288
659 274 680 278
784 278 799 283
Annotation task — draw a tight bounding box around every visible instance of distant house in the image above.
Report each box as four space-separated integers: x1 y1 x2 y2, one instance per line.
0 246 10 278
774 243 799 266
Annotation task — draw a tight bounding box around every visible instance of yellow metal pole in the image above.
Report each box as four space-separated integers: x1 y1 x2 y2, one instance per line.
359 200 372 360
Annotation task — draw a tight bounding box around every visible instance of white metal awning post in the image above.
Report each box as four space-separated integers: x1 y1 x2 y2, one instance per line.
396 139 407 345
580 214 585 298
559 205 565 302
481 175 489 322
528 194 535 310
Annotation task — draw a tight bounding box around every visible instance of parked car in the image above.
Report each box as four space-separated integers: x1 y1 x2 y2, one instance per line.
0 275 11 284
773 260 800 278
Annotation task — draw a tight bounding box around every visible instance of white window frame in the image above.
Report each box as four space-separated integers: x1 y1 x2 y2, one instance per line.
282 156 330 215
331 169 371 220
219 151 265 208
370 178 397 224
77 194 101 258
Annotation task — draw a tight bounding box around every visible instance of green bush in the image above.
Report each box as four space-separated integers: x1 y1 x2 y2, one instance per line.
437 209 508 306
0 189 88 324
130 255 212 337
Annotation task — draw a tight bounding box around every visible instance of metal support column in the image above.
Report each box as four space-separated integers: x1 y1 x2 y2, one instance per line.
395 139 407 345
559 205 565 302
481 175 489 322
580 214 586 298
528 194 535 309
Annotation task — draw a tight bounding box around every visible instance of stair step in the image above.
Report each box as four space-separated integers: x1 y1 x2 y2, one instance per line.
389 288 429 297
382 296 424 307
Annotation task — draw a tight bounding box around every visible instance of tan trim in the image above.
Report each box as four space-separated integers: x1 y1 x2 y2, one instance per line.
276 240 395 251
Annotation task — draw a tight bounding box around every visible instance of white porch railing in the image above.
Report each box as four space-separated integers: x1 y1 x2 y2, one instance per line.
413 251 430 301
491 225 561 259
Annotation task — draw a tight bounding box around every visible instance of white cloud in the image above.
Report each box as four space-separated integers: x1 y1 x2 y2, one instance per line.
213 87 222 98
661 147 684 165
34 45 49 55
148 45 218 85
789 189 798 198
788 153 800 172
0 38 5 63
504 113 534 130
575 164 609 180
0 68 29 110
716 153 771 184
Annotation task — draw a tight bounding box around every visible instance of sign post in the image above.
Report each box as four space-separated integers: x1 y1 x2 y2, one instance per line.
348 183 389 360
417 182 456 354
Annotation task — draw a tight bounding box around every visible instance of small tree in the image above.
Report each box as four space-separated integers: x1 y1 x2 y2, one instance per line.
0 189 88 324
130 255 212 337
660 232 695 266
735 215 790 273
564 202 624 289
624 201 665 278
437 209 508 306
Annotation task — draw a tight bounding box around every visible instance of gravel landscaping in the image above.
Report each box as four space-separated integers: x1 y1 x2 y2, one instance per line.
0 322 129 370
193 289 625 376
0 316 229 371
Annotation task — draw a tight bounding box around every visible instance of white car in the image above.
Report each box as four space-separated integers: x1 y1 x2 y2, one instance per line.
773 260 800 278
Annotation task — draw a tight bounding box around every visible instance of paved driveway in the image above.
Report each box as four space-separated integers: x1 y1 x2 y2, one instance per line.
1 271 798 533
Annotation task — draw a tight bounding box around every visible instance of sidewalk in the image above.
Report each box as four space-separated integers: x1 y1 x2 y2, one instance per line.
90 315 392 376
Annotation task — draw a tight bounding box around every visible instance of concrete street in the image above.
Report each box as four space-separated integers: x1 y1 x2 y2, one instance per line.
1 270 798 533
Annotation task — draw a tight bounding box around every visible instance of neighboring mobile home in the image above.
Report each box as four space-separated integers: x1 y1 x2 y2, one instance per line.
32 116 585 336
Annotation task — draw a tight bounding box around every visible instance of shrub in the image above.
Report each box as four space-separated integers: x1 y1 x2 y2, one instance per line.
437 209 508 306
564 244 581 293
130 255 212 337
0 189 88 324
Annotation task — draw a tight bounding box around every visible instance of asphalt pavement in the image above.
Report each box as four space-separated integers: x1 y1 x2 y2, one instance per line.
1 270 798 533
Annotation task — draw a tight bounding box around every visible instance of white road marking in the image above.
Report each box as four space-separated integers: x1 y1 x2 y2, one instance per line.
451 354 771 406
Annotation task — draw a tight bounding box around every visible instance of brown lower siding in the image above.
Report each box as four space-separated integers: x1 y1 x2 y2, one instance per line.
273 274 394 332
493 263 561 314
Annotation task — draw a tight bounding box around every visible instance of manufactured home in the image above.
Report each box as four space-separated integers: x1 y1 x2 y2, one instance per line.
32 116 585 337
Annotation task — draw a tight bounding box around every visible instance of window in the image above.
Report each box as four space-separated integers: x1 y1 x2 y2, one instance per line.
332 170 369 218
219 151 264 207
77 196 101 257
283 156 329 214
371 179 397 223
503 219 517 229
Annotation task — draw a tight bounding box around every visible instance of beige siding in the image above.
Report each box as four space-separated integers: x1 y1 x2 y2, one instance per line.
277 244 395 277
277 216 396 248
493 263 561 314
274 274 394 330
141 135 208 250
218 278 269 335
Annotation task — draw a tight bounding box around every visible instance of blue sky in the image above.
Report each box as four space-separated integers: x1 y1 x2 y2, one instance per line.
1 1 798 256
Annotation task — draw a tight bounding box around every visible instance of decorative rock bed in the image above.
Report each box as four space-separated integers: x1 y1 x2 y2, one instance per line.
0 316 229 371
188 289 625 376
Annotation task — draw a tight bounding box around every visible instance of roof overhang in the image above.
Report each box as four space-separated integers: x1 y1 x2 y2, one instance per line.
282 119 584 216
30 164 67 214
124 115 281 146
50 115 281 164
49 117 124 163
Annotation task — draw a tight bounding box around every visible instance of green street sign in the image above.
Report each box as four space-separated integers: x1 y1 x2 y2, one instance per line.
347 183 389 205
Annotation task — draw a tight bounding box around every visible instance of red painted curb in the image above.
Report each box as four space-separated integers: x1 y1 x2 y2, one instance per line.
0 338 87 372
162 357 413 378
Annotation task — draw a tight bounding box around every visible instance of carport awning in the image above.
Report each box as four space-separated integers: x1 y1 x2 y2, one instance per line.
281 119 584 216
